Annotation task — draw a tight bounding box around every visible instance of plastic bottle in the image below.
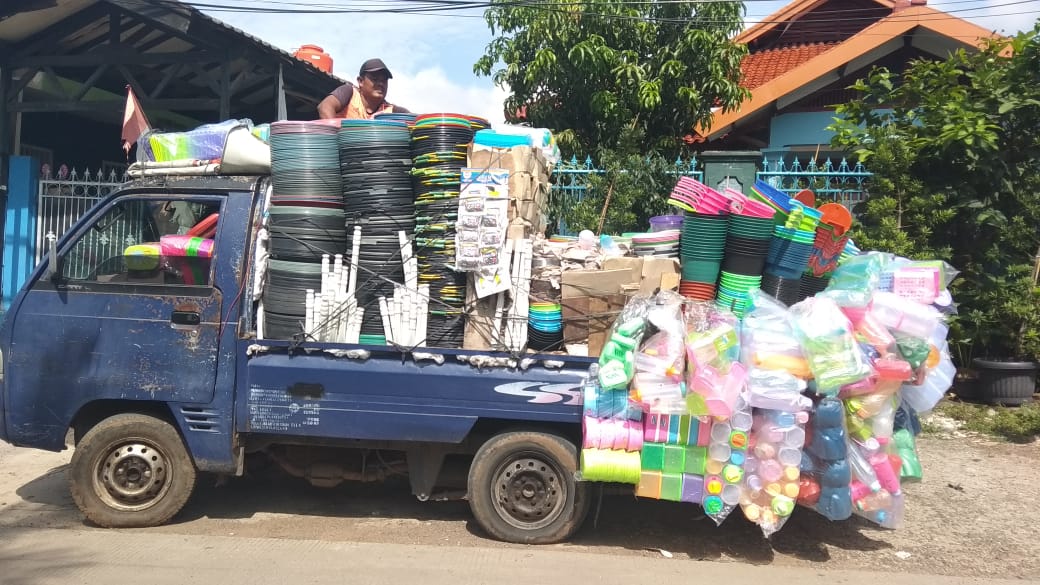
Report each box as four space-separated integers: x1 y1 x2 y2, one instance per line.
870 452 901 494
855 488 893 512
846 442 881 492
892 429 922 480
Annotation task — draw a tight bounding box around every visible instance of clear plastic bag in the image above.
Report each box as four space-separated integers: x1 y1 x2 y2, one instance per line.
789 296 874 395
847 437 904 529
740 407 810 536
869 292 944 340
800 397 853 521
702 390 752 525
823 251 891 308
631 293 688 413
741 290 811 379
684 304 744 417
597 296 653 391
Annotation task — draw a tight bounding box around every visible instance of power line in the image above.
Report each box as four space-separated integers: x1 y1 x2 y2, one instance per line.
181 0 1040 29
180 0 1029 15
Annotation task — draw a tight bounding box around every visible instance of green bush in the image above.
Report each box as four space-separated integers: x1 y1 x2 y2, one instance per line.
831 26 1040 363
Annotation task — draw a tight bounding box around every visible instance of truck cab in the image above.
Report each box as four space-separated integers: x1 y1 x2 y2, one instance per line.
0 174 592 544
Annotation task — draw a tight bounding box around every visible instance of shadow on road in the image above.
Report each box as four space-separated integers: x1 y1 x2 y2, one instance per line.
13 464 71 507
7 461 893 565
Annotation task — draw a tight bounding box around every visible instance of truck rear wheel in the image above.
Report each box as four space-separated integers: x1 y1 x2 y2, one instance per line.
69 413 197 528
467 431 589 544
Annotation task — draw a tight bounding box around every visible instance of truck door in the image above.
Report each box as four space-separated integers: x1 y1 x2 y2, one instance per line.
6 194 224 443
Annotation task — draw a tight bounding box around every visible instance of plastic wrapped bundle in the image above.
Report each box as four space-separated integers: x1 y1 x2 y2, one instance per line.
824 251 890 308
597 296 652 391
800 397 853 521
702 390 752 525
741 290 811 379
737 369 812 536
846 436 904 529
631 293 688 413
684 303 744 417
789 296 874 395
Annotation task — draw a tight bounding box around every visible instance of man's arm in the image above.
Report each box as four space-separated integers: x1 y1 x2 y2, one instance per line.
317 84 354 119
391 104 411 114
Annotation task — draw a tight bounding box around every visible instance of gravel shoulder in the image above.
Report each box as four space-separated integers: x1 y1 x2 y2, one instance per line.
1 435 1037 579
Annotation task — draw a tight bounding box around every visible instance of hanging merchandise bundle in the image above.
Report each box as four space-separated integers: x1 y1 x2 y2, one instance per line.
580 248 956 536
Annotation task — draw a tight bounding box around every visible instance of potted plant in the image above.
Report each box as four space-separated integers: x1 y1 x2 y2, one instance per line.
961 265 1040 406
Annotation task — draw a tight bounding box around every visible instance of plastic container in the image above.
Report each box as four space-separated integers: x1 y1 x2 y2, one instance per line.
649 215 684 232
294 44 333 74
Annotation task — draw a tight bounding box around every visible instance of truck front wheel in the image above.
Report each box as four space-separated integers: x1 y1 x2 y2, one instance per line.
69 413 197 528
467 431 589 544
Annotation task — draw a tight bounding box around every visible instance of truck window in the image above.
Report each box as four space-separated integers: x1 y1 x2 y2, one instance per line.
62 198 221 286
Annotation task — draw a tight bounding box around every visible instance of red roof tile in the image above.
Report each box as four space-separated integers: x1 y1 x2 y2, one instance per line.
741 42 839 89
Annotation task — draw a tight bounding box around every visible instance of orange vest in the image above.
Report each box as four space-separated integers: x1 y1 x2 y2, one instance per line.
337 88 394 119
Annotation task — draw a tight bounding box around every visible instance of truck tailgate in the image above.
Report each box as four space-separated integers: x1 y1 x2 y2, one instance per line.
238 344 591 443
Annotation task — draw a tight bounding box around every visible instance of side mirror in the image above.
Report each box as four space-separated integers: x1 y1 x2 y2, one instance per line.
44 232 62 282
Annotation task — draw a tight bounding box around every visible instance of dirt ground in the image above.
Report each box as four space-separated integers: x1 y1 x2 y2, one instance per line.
1 432 1038 580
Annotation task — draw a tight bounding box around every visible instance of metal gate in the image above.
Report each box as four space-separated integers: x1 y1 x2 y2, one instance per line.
756 156 871 211
35 167 129 265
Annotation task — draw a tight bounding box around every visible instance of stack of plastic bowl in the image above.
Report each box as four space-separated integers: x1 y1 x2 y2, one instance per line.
679 212 728 300
269 120 342 209
722 195 775 279
632 230 680 258
649 214 684 232
716 271 762 317
528 302 563 351
410 113 477 349
373 112 418 126
338 118 415 342
749 180 794 226
263 259 324 339
667 177 731 216
264 120 345 339
801 202 853 300
765 200 819 278
267 206 348 263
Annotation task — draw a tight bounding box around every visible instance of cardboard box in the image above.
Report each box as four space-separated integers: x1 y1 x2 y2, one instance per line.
462 276 500 351
467 144 548 176
640 257 681 295
561 293 629 356
561 268 632 299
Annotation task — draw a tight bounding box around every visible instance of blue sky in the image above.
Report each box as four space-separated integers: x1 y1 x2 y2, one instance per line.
202 1 1040 124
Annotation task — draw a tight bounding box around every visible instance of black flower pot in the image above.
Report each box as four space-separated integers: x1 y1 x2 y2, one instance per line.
972 358 1038 406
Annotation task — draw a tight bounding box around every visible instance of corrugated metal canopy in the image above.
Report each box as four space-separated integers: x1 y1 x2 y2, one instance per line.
0 0 345 126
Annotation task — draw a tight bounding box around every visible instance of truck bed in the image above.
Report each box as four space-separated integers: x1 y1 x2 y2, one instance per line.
236 341 592 444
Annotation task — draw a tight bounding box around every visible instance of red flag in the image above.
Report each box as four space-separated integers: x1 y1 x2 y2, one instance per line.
121 85 151 154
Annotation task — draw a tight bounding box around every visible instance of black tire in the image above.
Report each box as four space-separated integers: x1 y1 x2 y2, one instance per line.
467 431 589 544
69 413 197 528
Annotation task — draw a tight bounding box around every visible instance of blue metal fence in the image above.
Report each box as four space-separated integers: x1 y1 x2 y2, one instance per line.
756 156 871 210
550 155 703 235
550 155 703 204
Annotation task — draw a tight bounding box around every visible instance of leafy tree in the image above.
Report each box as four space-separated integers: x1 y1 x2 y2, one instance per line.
554 127 677 234
830 26 1040 361
474 0 748 157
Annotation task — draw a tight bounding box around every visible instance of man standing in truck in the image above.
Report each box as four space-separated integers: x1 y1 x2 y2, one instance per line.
317 58 411 120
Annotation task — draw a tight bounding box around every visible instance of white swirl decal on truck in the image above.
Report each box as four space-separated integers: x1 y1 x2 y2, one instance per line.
494 382 582 405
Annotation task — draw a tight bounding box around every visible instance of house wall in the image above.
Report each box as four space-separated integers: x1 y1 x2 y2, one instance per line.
768 111 839 150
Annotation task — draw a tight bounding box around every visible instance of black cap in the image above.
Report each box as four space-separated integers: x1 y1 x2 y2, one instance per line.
359 58 392 78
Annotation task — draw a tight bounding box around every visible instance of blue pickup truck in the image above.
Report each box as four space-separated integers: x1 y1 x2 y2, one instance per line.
0 174 595 544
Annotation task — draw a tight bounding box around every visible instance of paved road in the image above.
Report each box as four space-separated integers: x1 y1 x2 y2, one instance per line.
2 440 1038 584
1 526 1028 585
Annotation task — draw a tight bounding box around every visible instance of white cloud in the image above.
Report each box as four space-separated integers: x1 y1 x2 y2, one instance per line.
389 67 508 126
